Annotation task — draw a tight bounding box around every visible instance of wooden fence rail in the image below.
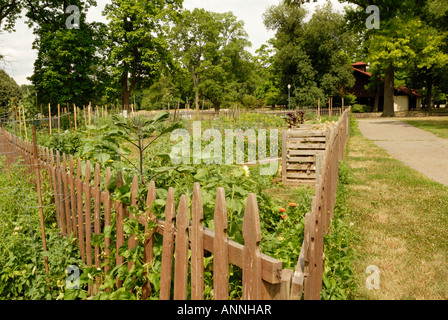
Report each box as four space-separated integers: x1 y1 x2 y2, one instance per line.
0 108 350 300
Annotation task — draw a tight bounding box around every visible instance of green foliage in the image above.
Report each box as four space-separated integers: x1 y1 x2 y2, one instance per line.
321 161 356 300
264 2 356 107
170 8 255 111
103 0 183 108
25 1 103 108
351 104 372 113
0 69 22 113
0 156 83 300
0 0 22 31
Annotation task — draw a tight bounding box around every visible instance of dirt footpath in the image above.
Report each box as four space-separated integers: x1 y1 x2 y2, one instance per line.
357 119 448 187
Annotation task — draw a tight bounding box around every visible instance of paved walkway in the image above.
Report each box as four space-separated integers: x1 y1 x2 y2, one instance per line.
357 119 448 187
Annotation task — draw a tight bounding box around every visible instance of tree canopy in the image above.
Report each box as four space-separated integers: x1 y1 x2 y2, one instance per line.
169 8 254 111
264 1 356 107
0 0 446 115
0 68 22 113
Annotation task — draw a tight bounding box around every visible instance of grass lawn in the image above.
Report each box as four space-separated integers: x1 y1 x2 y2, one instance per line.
399 117 448 139
344 118 448 300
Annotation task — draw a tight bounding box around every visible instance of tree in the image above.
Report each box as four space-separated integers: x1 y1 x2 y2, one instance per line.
30 25 102 107
103 0 182 111
0 68 22 113
24 0 103 109
340 0 434 116
264 2 355 108
253 43 283 106
170 8 253 112
0 0 22 31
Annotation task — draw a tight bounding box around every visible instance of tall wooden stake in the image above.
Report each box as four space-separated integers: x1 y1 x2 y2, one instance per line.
73 104 77 131
32 126 50 276
318 98 321 120
48 104 52 135
22 106 28 141
57 103 61 135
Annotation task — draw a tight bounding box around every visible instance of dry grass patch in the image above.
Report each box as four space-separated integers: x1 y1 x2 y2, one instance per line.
346 119 448 300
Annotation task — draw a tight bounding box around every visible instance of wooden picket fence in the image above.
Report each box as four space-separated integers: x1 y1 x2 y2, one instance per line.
0 126 292 300
0 107 350 300
289 107 351 299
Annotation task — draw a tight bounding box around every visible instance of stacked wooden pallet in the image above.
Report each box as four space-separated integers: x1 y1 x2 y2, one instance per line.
282 128 329 186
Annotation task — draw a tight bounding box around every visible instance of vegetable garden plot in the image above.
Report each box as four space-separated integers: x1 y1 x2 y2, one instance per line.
0 107 351 300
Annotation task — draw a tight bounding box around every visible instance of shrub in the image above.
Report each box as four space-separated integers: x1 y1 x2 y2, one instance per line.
351 104 372 113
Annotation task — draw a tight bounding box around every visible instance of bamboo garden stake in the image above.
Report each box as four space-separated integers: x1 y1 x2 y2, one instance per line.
73 104 77 131
57 103 61 135
48 104 52 135
22 106 28 141
18 105 22 138
88 102 91 138
32 126 50 276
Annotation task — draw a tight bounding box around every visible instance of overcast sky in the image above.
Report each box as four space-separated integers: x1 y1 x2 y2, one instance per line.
0 0 353 86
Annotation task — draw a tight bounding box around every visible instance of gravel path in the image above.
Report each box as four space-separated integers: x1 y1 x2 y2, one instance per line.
357 118 448 187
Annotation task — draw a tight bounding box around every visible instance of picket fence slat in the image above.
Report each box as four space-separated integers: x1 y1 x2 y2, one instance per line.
242 193 262 300
159 187 176 300
191 182 204 300
174 195 189 300
94 163 101 270
115 171 124 288
56 151 66 235
104 167 112 276
76 157 85 261
69 155 77 238
142 180 156 300
62 154 71 235
213 187 229 300
85 161 92 268
127 175 139 271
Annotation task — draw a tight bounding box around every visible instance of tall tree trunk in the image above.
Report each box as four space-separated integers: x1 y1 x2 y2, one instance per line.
122 90 130 111
373 64 380 112
425 73 434 110
195 89 200 113
382 63 395 117
192 66 200 114
121 70 130 111
373 86 380 112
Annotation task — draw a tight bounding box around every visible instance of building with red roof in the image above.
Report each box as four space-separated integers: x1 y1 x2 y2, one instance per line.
348 62 422 112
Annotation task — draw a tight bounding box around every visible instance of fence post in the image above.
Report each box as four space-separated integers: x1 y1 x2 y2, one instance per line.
242 193 262 300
